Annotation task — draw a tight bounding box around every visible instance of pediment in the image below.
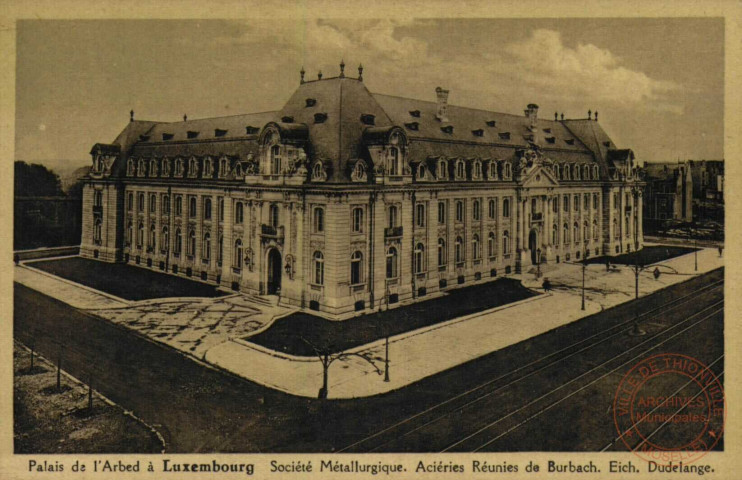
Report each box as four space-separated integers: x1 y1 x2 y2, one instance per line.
520 164 559 187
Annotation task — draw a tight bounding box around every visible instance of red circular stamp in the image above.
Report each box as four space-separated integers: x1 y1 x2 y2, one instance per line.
613 353 725 465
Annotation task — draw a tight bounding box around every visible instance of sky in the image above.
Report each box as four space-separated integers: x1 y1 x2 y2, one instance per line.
15 18 724 173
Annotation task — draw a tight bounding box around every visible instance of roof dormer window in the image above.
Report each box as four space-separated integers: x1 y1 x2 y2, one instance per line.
498 132 511 140
281 116 294 123
139 135 150 142
404 122 419 131
441 125 454 134
314 113 328 124
486 120 497 127
545 136 556 144
245 126 259 135
162 133 174 141
564 138 575 145
187 131 199 139
409 110 421 118
543 128 551 134
305 98 317 107
472 129 484 137
215 129 228 137
360 114 375 126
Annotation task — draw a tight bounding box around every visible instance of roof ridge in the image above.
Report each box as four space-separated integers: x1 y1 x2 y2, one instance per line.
173 110 279 124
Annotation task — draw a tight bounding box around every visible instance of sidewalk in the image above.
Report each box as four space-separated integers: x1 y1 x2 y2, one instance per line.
15 247 724 399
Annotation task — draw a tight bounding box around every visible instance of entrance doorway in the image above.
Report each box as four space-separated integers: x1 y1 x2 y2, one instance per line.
267 248 282 294
529 230 538 265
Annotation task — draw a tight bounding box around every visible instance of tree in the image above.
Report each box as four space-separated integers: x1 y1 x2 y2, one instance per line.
14 161 63 197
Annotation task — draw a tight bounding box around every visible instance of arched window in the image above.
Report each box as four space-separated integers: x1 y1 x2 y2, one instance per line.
456 160 465 179
137 222 144 248
204 198 212 220
455 201 464 222
314 251 325 284
161 226 169 252
352 207 364 233
270 204 279 228
418 165 426 179
575 164 581 180
163 195 170 215
189 197 197 218
150 194 156 213
388 205 398 228
203 233 211 260
504 163 512 178
138 193 145 211
472 234 480 260
388 147 400 175
584 194 590 210
574 194 580 211
573 222 580 243
175 228 182 255
313 207 324 232
564 223 570 243
149 224 156 250
219 157 228 177
563 195 569 212
188 157 198 177
439 160 447 179
438 202 446 224
564 164 570 180
175 196 183 216
455 236 464 264
234 239 243 268
503 198 511 218
127 159 136 176
235 202 244 224
488 232 496 257
93 218 102 242
552 224 558 245
188 230 196 256
503 231 510 254
126 221 133 245
438 238 447 266
270 145 281 175
162 158 170 176
127 193 133 211
350 251 363 285
386 247 398 278
312 163 323 180
488 199 496 219
416 204 425 227
219 198 224 221
473 200 481 221
593 193 598 210
150 159 158 177
414 243 425 274
552 196 558 213
474 161 481 179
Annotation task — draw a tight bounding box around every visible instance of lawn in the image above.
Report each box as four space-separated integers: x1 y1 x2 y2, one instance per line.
585 245 699 267
29 256 227 301
247 278 537 356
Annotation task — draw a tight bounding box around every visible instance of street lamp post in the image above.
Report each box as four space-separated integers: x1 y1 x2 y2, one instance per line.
384 335 390 382
581 248 590 311
536 248 542 278
630 182 645 336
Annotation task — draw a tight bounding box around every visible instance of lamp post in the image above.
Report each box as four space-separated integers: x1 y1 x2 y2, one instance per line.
629 182 645 336
536 248 542 278
581 248 590 311
384 335 390 382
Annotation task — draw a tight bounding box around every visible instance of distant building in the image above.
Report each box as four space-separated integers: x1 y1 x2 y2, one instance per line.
81 63 644 318
642 162 693 223
688 160 724 222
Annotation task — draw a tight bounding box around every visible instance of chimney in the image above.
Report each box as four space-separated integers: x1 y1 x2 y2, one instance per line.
300 66 305 84
524 103 539 130
339 59 345 78
595 111 599 121
435 87 449 122
318 70 323 80
588 109 592 120
561 113 564 121
358 64 363 81
130 109 134 122
183 114 187 122
554 112 558 121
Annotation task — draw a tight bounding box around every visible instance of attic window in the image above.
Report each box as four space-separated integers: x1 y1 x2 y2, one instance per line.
564 138 575 145
409 110 421 118
162 133 174 141
498 132 510 140
486 120 497 127
360 114 375 126
314 113 328 124
139 135 150 142
187 131 199 139
214 129 228 137
545 136 556 144
603 141 611 147
472 129 484 137
245 126 259 135
305 98 317 107
281 116 294 123
441 125 454 134
543 128 552 134
404 122 419 131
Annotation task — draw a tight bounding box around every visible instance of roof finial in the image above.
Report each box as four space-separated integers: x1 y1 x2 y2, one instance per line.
130 109 134 122
339 59 345 78
554 112 558 121
588 109 592 120
595 111 599 121
358 63 363 81
300 66 305 84
317 70 323 80
183 113 187 122
561 112 564 121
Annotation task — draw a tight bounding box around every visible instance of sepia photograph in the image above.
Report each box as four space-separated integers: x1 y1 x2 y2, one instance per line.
4 5 737 478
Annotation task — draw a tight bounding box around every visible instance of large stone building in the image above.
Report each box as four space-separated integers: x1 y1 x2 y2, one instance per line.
81 63 643 318
643 162 693 223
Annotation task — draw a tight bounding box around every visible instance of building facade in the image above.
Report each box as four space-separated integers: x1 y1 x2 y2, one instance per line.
689 160 724 222
81 64 644 318
643 162 693 223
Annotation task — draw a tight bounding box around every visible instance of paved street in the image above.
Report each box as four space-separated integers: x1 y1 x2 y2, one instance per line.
14 268 723 453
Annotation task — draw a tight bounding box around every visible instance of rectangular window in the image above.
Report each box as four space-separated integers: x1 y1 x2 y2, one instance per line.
416 204 426 227
574 194 580 211
563 195 569 212
438 202 446 224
